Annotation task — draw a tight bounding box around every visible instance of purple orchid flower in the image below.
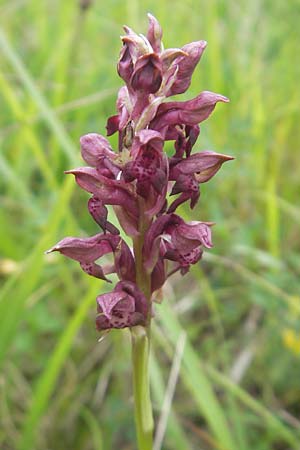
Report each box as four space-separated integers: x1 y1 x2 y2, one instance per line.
96 281 148 330
168 150 234 212
46 233 136 283
165 40 207 97
47 14 233 331
123 130 168 216
131 53 163 94
150 91 229 131
143 214 213 274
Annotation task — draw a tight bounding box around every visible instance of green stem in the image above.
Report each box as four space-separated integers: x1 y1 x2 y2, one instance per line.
131 217 154 449
131 326 154 450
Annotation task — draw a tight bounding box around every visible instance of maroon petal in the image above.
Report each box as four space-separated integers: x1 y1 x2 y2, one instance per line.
96 281 148 330
88 196 120 235
185 125 200 157
168 189 200 213
80 261 111 282
150 91 229 130
116 281 148 318
114 240 136 282
65 167 100 193
179 172 200 192
113 205 139 237
116 86 131 130
177 221 214 248
130 53 162 94
160 48 188 71
106 115 119 136
122 30 150 62
174 151 234 182
124 131 167 215
137 129 164 146
80 133 115 166
65 168 139 217
130 129 164 158
151 168 167 193
143 214 180 271
177 246 204 267
97 291 133 318
117 42 134 84
96 291 135 329
151 258 166 292
166 41 207 96
162 218 213 267
45 234 120 263
146 13 162 53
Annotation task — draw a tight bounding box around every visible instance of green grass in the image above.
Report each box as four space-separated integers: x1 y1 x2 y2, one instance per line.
1 0 300 449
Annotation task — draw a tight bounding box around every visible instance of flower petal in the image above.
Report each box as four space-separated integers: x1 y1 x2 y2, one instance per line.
97 291 133 318
88 196 120 235
166 41 207 96
106 114 119 136
80 261 111 282
96 281 148 330
177 221 214 248
151 258 166 293
113 205 139 237
130 53 162 94
117 42 134 84
160 48 188 71
174 151 234 181
80 133 115 166
146 13 162 53
150 91 229 130
168 189 200 213
143 214 180 271
65 168 139 217
114 240 136 282
45 234 120 263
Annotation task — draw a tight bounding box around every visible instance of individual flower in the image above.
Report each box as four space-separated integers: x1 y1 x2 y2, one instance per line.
168 150 234 211
46 233 136 283
130 53 163 94
96 281 148 330
123 130 168 216
165 40 207 96
150 91 229 131
144 214 213 277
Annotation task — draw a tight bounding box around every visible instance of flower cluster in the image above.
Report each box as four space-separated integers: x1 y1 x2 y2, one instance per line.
47 15 233 331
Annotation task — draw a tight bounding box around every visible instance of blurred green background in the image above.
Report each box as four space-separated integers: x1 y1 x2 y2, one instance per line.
1 0 300 449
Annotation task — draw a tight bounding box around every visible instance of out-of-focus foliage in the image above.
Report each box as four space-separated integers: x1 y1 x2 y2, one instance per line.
0 0 300 449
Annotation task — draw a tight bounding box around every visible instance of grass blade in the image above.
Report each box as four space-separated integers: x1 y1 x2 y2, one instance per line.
17 280 100 450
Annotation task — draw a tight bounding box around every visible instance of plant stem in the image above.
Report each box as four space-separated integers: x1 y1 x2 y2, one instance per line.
132 326 154 450
131 223 154 449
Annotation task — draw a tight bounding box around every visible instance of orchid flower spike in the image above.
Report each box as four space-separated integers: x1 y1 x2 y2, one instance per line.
47 14 233 331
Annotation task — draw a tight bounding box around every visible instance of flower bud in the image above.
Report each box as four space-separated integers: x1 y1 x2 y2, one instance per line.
80 133 115 166
166 41 207 96
146 13 163 52
130 53 162 94
117 42 134 84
